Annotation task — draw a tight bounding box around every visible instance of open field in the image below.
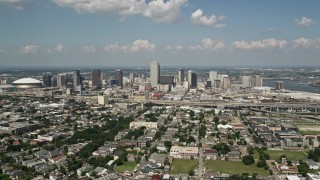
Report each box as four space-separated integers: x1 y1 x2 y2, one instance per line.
253 150 307 161
298 130 320 135
114 161 137 172
170 159 198 174
267 150 307 161
204 160 269 176
296 125 320 131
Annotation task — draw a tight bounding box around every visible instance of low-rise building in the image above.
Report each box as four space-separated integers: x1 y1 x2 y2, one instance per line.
129 121 158 129
170 146 198 159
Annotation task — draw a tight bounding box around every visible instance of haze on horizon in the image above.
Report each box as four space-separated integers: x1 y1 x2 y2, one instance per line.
0 0 320 67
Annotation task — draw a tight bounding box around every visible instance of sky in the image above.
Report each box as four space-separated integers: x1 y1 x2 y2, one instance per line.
0 0 320 67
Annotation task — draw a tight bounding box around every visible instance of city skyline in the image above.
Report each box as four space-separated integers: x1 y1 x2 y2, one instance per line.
1 0 320 67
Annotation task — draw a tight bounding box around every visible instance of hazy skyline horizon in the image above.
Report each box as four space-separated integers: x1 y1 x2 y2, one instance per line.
1 0 320 67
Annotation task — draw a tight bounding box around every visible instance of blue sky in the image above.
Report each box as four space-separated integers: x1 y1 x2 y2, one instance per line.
0 0 320 67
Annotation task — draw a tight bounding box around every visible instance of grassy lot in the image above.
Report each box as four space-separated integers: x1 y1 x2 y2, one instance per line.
266 150 307 161
205 160 269 176
252 150 307 161
114 161 137 172
170 159 198 174
298 130 320 135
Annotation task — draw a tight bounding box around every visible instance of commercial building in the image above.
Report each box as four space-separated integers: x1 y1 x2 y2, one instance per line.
57 74 66 87
115 69 123 88
170 146 199 159
188 70 197 88
43 75 52 87
275 81 284 90
214 80 221 89
0 84 16 92
92 69 101 88
209 71 217 84
0 122 38 135
98 96 109 105
159 76 174 85
252 75 263 87
242 76 252 88
150 61 160 88
223 77 231 89
73 70 81 91
178 69 184 83
129 121 158 129
129 73 134 83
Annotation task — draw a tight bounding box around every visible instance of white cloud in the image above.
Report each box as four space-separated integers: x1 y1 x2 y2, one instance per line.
166 45 184 50
292 38 320 49
190 9 226 28
143 0 187 23
189 38 226 51
82 46 97 53
232 39 287 50
0 0 32 10
104 43 120 53
19 45 39 55
54 44 64 53
52 0 187 23
295 16 315 27
47 44 64 53
104 39 155 54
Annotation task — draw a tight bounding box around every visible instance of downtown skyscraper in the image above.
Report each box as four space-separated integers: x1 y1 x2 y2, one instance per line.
73 70 81 91
150 61 160 88
115 69 123 88
92 69 101 88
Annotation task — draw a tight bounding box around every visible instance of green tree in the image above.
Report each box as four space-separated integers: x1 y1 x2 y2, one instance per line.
242 155 255 165
188 169 195 176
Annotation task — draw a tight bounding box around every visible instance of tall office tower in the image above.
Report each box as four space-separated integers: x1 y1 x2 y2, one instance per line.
73 70 81 90
255 75 263 87
65 74 74 89
51 75 57 87
150 61 160 88
242 76 252 88
43 75 52 87
214 80 221 89
275 81 284 90
188 70 197 88
115 69 123 88
178 69 184 83
57 74 66 87
223 77 231 89
92 69 101 88
209 71 218 83
218 74 229 86
129 73 134 83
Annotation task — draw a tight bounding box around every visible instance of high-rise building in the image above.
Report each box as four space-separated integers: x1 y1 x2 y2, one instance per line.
214 80 221 89
242 76 252 88
57 74 66 87
73 70 81 91
115 69 123 88
129 73 134 83
66 74 74 89
150 61 160 88
209 71 218 83
275 81 283 90
217 74 228 87
92 69 101 88
255 75 263 87
43 75 52 87
223 77 231 89
51 75 57 87
178 69 184 83
188 70 197 88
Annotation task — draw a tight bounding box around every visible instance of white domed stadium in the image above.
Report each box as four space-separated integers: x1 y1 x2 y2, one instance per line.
12 78 43 89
